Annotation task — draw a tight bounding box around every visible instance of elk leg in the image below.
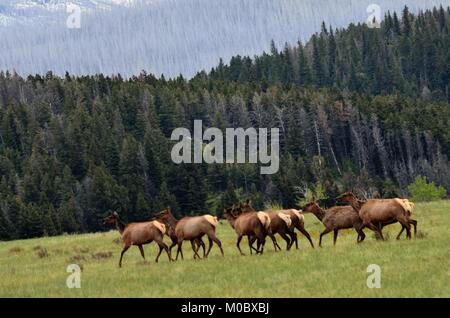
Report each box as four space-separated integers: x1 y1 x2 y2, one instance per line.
356 227 366 243
258 235 266 255
119 245 130 268
279 232 291 250
400 220 411 239
204 237 213 258
169 239 177 255
138 244 146 261
367 222 384 240
410 219 417 238
378 228 385 241
319 228 332 247
269 233 281 251
236 235 245 255
333 229 339 246
190 240 201 259
198 238 206 258
154 237 171 262
288 231 298 250
297 225 314 248
248 235 257 254
206 233 224 257
176 241 184 260
396 226 405 240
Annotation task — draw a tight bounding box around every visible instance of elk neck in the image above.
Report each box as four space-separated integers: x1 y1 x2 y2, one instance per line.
347 198 364 212
313 206 326 221
115 217 126 234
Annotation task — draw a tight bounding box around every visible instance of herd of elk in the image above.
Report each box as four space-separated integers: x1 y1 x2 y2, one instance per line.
103 192 418 267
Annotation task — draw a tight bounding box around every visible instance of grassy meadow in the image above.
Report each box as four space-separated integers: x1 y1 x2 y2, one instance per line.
1 200 449 298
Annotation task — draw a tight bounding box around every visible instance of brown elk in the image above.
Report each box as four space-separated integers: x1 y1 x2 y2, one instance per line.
103 211 171 267
156 209 206 258
154 208 224 260
239 201 315 250
223 205 271 255
265 210 293 251
302 201 365 247
335 192 416 240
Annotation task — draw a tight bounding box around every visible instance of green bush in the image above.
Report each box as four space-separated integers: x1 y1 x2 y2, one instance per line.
407 176 447 202
296 182 327 208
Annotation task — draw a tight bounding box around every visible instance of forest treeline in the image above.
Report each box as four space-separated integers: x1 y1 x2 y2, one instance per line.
209 6 450 102
0 6 449 240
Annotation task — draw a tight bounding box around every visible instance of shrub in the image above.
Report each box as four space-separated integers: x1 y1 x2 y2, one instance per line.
264 201 283 210
407 176 447 202
9 247 24 254
296 182 327 208
35 248 49 258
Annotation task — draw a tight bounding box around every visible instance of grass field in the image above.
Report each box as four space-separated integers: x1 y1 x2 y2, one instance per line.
1 201 449 297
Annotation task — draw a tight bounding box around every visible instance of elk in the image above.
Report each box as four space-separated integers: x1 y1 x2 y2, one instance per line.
103 211 171 267
223 205 271 255
362 198 417 239
239 201 315 250
154 208 224 260
265 210 293 251
156 209 206 258
336 192 416 240
302 201 365 247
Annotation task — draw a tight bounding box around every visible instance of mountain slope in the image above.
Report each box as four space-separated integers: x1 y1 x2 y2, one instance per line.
0 0 447 77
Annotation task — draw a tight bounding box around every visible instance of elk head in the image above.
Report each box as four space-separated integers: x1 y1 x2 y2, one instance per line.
103 211 119 225
239 200 255 214
223 206 237 220
302 201 320 214
335 192 357 204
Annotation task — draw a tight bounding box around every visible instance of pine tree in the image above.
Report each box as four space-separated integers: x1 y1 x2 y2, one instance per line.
297 44 312 85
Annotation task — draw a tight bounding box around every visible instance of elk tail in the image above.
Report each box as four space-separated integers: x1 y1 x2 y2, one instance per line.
203 215 218 227
153 220 166 235
394 198 411 216
257 212 271 231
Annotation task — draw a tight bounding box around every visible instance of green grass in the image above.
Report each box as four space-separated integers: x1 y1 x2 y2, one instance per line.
1 201 450 297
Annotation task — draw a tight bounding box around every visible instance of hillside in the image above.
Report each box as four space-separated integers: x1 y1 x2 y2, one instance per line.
0 7 449 240
0 200 449 297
